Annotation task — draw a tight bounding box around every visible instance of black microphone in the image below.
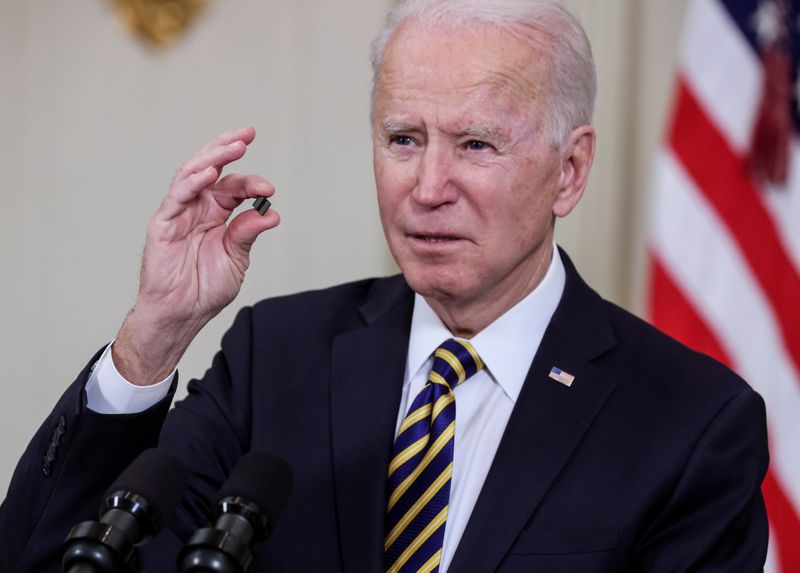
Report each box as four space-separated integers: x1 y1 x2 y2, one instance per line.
178 451 293 573
62 448 189 573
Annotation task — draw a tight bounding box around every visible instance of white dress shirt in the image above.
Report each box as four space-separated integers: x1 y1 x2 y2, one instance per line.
85 341 174 414
398 247 565 571
86 246 566 571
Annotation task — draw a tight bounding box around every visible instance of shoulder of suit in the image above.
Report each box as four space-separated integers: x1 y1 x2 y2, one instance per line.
596 297 754 401
244 274 411 334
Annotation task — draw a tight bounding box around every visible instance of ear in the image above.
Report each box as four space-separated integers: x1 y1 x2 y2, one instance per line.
552 125 596 218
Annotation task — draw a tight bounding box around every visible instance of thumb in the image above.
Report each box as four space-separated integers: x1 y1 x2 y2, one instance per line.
225 207 281 258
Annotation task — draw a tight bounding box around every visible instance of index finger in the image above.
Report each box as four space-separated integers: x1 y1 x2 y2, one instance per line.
198 126 256 155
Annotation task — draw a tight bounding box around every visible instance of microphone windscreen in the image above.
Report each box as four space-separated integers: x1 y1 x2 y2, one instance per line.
106 448 189 522
216 451 293 526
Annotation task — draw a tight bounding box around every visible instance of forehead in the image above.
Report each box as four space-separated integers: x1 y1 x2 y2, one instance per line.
375 22 550 122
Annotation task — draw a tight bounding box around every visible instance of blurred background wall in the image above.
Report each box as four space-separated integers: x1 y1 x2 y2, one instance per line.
0 0 688 492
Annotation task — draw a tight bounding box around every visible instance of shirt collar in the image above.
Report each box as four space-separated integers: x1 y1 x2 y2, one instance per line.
406 245 566 403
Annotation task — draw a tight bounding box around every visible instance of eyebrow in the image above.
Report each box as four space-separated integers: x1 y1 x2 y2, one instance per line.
459 124 511 145
379 119 512 146
380 120 417 134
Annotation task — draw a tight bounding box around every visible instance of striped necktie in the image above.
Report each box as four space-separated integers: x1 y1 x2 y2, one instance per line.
384 338 484 573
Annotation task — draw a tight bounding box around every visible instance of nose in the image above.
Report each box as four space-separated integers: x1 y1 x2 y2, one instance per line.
412 143 458 207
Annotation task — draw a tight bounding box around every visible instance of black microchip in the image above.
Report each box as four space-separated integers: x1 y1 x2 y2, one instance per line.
253 196 271 216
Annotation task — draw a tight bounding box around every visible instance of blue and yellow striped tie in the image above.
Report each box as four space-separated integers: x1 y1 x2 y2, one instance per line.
384 338 484 573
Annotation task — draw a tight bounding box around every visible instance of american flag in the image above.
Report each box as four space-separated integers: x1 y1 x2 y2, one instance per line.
648 0 800 570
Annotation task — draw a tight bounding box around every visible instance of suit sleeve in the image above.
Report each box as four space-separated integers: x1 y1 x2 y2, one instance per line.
0 304 263 573
634 387 770 572
0 346 176 573
152 306 259 543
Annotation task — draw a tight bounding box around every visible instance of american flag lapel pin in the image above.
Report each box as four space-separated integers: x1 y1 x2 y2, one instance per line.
549 367 575 387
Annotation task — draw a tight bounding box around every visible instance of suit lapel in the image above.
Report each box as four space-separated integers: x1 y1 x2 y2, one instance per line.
448 252 618 573
329 277 414 573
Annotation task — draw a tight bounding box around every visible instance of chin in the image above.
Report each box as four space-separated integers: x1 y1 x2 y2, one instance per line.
400 264 472 301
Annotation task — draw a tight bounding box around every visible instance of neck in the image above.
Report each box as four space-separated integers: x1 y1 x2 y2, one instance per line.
425 245 554 338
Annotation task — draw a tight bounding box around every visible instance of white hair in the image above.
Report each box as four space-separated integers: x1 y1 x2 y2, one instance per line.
369 0 596 146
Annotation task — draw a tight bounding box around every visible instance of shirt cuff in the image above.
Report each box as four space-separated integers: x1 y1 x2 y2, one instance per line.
85 341 175 414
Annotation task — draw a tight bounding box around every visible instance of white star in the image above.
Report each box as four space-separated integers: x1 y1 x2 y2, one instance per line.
753 0 783 46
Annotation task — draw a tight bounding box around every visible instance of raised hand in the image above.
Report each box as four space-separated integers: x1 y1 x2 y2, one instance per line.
113 127 279 386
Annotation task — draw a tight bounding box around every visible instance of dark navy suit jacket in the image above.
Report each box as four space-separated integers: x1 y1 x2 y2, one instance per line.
0 252 769 572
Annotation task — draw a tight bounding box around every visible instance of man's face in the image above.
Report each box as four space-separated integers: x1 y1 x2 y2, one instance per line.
373 23 582 316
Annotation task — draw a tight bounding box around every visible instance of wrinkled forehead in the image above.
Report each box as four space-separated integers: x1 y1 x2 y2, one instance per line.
375 19 553 109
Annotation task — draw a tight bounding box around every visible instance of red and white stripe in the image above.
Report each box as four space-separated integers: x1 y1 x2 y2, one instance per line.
648 0 800 571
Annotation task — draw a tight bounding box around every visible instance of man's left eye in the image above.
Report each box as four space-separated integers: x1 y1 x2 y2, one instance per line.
466 140 490 151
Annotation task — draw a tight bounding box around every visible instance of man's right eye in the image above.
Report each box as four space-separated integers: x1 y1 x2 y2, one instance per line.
391 135 414 146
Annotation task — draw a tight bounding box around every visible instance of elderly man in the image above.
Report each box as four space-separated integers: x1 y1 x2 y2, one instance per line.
1 0 768 572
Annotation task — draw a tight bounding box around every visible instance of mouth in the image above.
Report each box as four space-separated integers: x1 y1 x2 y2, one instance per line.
406 232 467 252
407 227 465 241
414 235 459 243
